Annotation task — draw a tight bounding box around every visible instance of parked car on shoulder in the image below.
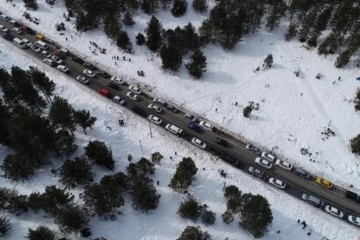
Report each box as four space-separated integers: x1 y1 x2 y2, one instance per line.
96 70 110 78
72 56 84 64
111 76 124 85
275 159 292 171
2 33 13 41
51 55 63 65
41 50 52 58
0 14 10 21
76 76 89 84
315 177 333 189
324 205 343 218
255 157 272 169
215 137 228 147
98 88 110 97
129 85 142 94
345 190 360 202
245 144 261 155
268 178 286 189
0 25 8 33
166 105 178 113
12 27 22 34
31 43 41 53
108 82 120 91
184 113 197 122
148 115 162 125
199 121 215 131
165 124 183 135
248 166 263 178
294 167 310 179
187 121 202 133
153 98 167 106
301 194 324 207
43 58 55 67
57 65 69 73
83 62 97 70
9 20 20 27
348 215 360 226
21 39 32 47
131 106 146 117
126 92 139 101
191 138 206 149
83 69 95 78
261 152 276 162
148 104 162 113
113 95 126 105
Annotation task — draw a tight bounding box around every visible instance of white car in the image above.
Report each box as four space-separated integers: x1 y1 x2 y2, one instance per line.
21 39 32 47
153 98 167 106
245 144 261 155
275 159 293 171
255 157 272 169
31 44 41 53
57 65 69 73
51 55 63 65
148 104 162 113
184 113 197 122
83 69 96 77
348 215 360 226
148 115 162 125
43 58 55 66
126 92 139 101
76 76 89 84
0 25 8 33
199 121 215 131
0 15 10 21
12 27 22 34
261 152 276 162
129 85 142 95
268 178 286 189
113 95 126 105
111 76 124 85
41 50 52 58
324 206 344 218
191 138 206 149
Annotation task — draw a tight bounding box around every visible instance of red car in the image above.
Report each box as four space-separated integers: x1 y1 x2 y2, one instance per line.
98 88 110 97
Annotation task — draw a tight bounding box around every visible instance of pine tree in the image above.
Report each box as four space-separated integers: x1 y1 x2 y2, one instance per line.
55 205 89 234
141 0 159 14
192 0 208 13
1 153 38 181
177 197 201 221
264 54 273 68
59 157 93 187
224 185 241 199
239 194 273 238
335 50 351 68
243 106 252 118
298 8 317 42
201 209 216 226
49 96 76 135
177 226 211 240
23 0 38 10
0 217 11 237
104 14 121 40
183 23 200 52
28 67 55 103
122 11 135 26
126 158 155 176
171 0 188 17
160 44 182 71
73 109 96 135
145 16 163 52
186 50 207 79
54 129 78 156
266 0 287 31
84 141 115 170
136 33 146 45
350 134 360 153
116 30 131 51
27 226 56 240
169 157 198 191
129 174 160 212
0 100 11 146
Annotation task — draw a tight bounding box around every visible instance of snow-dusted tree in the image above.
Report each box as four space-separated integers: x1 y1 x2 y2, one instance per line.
0 217 11 237
177 226 211 240
84 141 114 170
243 106 252 118
186 50 207 79
171 0 188 17
145 16 163 52
192 0 208 13
264 54 273 68
73 109 96 135
27 226 56 240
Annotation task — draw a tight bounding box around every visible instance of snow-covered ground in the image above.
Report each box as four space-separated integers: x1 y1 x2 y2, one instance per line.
1 1 360 239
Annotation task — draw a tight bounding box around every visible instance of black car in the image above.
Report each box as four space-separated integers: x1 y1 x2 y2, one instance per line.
187 122 202 133
108 82 120 91
346 190 360 203
166 105 178 113
2 33 13 41
96 70 110 79
131 106 146 117
215 137 228 147
83 62 97 70
72 56 84 64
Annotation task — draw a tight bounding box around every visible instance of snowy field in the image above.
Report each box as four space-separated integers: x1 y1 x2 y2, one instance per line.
1 0 360 239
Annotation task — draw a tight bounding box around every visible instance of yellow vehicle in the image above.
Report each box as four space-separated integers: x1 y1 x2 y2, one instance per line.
315 177 333 189
35 33 44 41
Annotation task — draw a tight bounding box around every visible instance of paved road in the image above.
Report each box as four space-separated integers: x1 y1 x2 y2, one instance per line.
1 16 359 228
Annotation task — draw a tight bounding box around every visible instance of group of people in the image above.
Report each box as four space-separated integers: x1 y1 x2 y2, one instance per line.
118 119 125 126
137 70 145 77
89 41 107 55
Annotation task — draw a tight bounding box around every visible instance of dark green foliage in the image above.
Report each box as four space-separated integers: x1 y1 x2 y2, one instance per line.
126 158 155 176
201 209 216 226
298 9 317 42
82 172 128 219
224 185 241 199
116 30 132 51
355 88 360 111
171 0 188 17
122 11 135 26
49 96 76 135
84 141 114 170
160 44 182 71
27 225 56 240
23 0 38 10
59 157 93 187
54 129 77 156
0 217 11 237
1 153 38 181
104 14 121 40
185 50 207 79
28 67 55 103
222 210 234 224
0 100 10 146
243 106 252 118
169 157 198 192
266 0 287 31
192 0 207 13
73 109 96 134
177 197 201 221
136 33 146 45
264 54 273 68
28 186 75 216
0 187 28 215
75 12 99 32
145 16 163 52
141 0 159 14
183 23 200 52
151 151 163 164
55 205 89 234
177 226 211 240
80 227 92 238
350 134 360 154
239 194 273 238
129 174 160 212
226 197 242 213
285 23 297 41
335 50 351 68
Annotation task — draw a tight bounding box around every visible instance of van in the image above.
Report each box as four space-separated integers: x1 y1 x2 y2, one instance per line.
13 37 26 48
35 40 48 49
60 48 69 55
165 124 183 135
301 193 324 207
